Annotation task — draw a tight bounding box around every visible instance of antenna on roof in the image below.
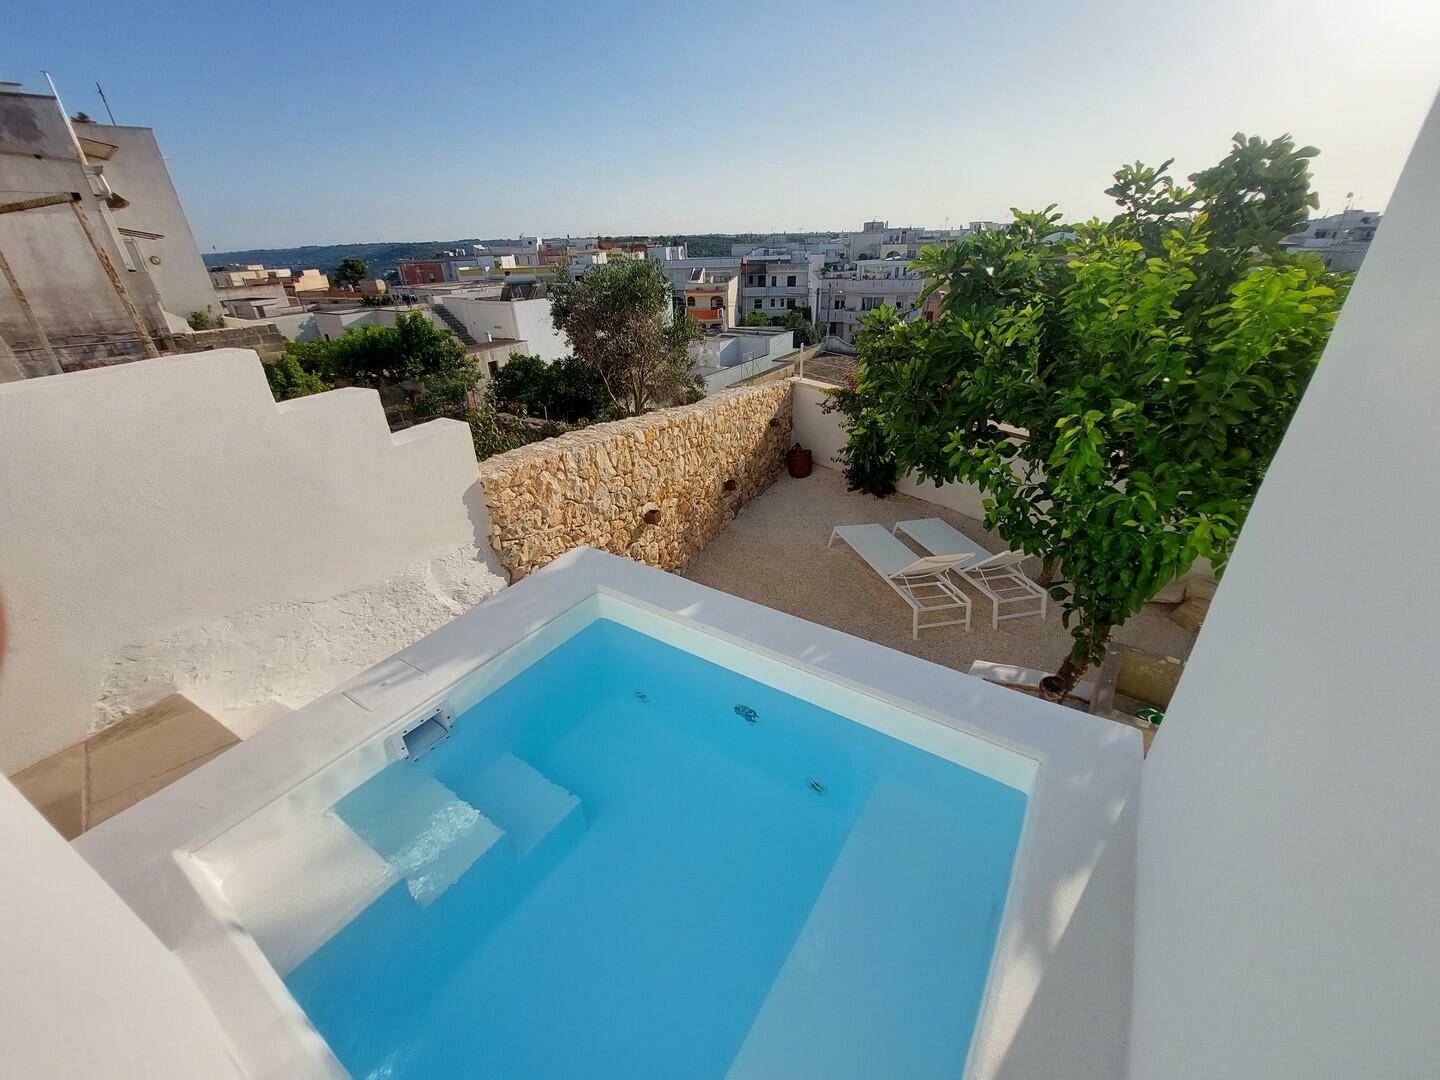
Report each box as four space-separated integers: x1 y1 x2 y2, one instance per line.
96 82 116 125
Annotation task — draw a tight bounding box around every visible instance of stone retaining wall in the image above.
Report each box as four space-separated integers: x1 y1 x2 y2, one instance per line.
170 322 288 361
477 382 793 580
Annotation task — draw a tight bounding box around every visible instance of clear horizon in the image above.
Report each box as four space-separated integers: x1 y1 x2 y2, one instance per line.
6 0 1438 251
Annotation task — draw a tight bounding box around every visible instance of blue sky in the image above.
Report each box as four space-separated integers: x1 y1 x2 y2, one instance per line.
6 0 1439 250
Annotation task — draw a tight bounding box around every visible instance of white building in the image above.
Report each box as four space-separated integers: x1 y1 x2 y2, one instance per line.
843 219 1001 262
739 250 822 320
1281 209 1382 272
214 281 295 320
689 326 797 392
435 294 569 369
816 260 928 344
731 236 846 262
659 257 741 308
0 82 218 378
682 269 740 330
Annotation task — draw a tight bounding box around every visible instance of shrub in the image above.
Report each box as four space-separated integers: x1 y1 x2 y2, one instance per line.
187 306 220 330
489 353 611 424
264 353 329 400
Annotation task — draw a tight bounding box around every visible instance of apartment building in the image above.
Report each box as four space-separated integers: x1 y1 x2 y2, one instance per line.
1281 209 1383 272
397 239 541 285
205 265 331 319
739 249 822 319
816 260 927 344
658 257 741 304
207 265 327 293
844 219 1004 262
730 235 846 262
682 269 739 330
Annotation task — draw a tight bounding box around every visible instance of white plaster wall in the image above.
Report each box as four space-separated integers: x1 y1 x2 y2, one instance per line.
792 378 993 518
312 306 435 340
96 545 502 738
231 311 318 342
440 295 519 342
1130 97 1440 1080
99 125 219 319
443 296 569 360
510 299 570 360
0 350 504 772
0 776 243 1078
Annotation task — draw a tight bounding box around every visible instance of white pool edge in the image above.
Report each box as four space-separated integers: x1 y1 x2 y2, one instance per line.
76 547 1142 1080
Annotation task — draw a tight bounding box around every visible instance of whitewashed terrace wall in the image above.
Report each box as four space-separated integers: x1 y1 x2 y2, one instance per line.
793 377 994 517
478 382 792 580
0 351 504 773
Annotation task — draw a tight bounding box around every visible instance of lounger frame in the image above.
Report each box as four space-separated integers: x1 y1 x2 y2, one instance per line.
892 520 1049 630
828 526 972 638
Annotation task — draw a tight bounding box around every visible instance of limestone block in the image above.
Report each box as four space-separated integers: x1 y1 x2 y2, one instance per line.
1169 595 1211 632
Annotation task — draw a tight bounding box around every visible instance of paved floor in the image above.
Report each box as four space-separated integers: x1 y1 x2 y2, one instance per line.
8 693 238 839
685 466 1196 679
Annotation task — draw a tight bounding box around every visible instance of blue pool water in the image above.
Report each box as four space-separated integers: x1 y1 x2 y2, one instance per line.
283 618 1027 1079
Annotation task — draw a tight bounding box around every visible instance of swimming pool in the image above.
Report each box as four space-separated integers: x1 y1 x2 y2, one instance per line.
77 548 1141 1080
263 615 1026 1078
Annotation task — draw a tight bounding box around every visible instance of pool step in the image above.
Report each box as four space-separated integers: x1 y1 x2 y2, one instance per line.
220 809 399 976
454 753 584 858
336 769 506 907
221 757 580 977
727 780 1008 1079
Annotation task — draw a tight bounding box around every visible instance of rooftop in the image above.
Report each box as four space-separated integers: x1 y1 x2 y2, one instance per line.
801 353 858 385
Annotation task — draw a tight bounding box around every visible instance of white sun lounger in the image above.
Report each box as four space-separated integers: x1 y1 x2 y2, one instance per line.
893 518 1048 629
828 523 972 638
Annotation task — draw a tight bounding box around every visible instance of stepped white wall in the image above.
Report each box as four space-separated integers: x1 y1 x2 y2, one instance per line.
0 350 504 772
793 377 1023 520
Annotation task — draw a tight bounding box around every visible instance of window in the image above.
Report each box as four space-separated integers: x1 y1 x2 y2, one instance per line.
786 299 796 309
711 297 722 310
686 296 695 306
787 275 797 287
861 296 882 310
488 360 500 377
753 299 762 310
770 276 777 287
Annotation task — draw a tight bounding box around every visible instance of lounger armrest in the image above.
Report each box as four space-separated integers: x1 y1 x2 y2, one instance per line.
893 553 973 578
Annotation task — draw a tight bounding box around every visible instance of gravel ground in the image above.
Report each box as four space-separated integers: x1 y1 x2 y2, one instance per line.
684 465 1196 678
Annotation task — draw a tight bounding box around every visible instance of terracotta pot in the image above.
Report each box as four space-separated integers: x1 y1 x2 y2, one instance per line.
787 445 813 479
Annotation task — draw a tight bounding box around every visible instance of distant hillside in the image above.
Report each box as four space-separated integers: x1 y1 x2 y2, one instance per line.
204 240 493 280
206 233 816 278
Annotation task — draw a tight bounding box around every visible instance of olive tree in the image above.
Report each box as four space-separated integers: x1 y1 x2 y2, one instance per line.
549 260 702 414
